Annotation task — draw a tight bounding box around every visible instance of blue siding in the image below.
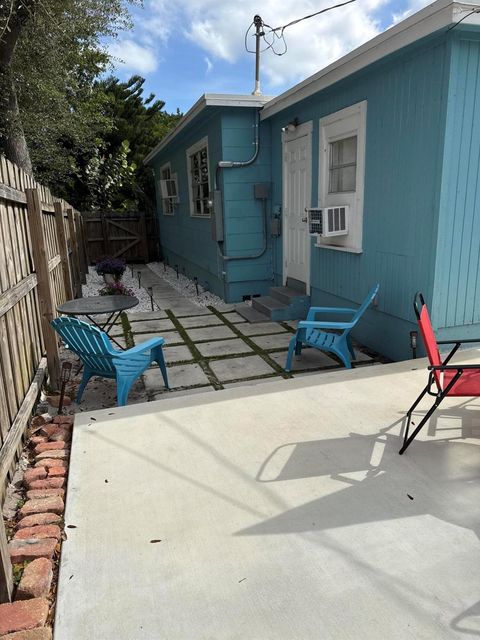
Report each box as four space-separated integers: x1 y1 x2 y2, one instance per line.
152 110 224 298
151 107 274 302
220 113 273 301
433 32 480 337
266 34 451 360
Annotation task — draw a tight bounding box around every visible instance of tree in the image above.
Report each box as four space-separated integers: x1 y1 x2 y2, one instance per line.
0 0 138 172
92 75 182 211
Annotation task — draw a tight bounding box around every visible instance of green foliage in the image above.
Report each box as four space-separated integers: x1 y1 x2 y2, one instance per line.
92 75 182 211
0 1 181 210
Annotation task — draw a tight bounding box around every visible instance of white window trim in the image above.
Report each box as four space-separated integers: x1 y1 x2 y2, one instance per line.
159 162 175 216
317 101 367 253
186 136 211 218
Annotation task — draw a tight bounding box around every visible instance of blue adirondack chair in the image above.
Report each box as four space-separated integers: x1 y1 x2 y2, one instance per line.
285 284 379 371
51 317 169 406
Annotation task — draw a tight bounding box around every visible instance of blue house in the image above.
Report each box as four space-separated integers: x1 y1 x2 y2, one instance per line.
145 0 480 361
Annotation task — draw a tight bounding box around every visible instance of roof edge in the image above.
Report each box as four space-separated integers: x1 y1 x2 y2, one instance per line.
144 94 274 164
261 0 480 120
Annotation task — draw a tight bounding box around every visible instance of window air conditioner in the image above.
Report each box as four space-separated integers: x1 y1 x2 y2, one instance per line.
307 206 349 237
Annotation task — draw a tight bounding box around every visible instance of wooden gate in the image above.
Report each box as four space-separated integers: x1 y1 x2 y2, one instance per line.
82 211 160 264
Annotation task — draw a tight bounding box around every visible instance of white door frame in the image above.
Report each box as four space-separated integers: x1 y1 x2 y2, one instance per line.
282 120 313 291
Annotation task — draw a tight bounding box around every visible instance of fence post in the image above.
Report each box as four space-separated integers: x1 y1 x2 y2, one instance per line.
75 212 88 283
139 212 148 262
67 208 81 297
54 202 73 300
26 188 61 391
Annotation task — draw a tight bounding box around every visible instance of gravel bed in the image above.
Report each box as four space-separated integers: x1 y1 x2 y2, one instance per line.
148 262 226 308
81 267 157 313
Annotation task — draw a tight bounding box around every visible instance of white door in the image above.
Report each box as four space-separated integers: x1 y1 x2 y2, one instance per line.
283 123 312 289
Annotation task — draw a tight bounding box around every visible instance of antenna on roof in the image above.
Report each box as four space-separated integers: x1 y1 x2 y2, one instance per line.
252 15 264 95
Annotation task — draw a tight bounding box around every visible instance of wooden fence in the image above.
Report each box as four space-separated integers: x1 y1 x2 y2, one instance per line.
0 156 87 602
82 210 160 264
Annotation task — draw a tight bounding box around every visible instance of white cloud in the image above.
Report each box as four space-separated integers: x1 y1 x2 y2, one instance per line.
109 39 159 75
205 56 213 74
143 0 396 89
391 0 431 25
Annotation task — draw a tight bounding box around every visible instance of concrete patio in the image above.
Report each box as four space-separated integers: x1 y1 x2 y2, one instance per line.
55 351 480 639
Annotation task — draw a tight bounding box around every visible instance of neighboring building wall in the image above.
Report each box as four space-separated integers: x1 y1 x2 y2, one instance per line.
219 110 273 301
433 30 480 340
266 33 451 361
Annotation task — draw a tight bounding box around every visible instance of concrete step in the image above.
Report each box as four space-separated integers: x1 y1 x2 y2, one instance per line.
252 296 288 317
270 286 309 305
286 277 306 294
235 303 270 323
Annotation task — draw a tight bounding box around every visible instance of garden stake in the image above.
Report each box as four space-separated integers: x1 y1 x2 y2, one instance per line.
137 271 141 288
175 264 179 278
130 265 134 277
148 287 154 311
194 277 199 296
57 361 72 415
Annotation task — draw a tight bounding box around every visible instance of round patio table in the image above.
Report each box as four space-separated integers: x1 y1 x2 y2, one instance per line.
57 295 139 350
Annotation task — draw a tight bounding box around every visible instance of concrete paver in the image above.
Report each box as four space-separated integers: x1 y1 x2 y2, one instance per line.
135 330 184 345
126 310 168 321
270 348 338 370
209 354 276 381
57 353 480 640
127 318 176 333
163 344 194 363
178 315 221 329
196 339 253 358
237 322 291 336
221 311 246 324
144 362 209 391
250 332 295 351
185 325 237 342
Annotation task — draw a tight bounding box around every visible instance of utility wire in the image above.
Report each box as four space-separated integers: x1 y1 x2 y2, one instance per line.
244 0 356 58
447 7 480 31
270 0 356 35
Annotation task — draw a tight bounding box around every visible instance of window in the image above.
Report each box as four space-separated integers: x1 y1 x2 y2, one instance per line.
329 136 357 193
318 101 367 253
159 163 177 215
186 137 210 218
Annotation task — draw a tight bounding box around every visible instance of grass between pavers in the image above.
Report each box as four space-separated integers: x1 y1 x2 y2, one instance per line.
120 312 134 349
208 307 292 380
165 310 224 390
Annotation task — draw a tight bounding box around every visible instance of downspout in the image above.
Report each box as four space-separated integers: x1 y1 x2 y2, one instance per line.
215 110 268 262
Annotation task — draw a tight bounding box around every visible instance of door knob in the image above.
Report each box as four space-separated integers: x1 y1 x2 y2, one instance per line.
301 217 308 222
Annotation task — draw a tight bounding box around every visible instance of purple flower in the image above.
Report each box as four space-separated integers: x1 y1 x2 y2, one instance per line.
95 257 126 278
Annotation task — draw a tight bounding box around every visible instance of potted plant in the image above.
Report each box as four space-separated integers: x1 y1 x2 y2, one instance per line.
95 257 126 284
99 281 134 296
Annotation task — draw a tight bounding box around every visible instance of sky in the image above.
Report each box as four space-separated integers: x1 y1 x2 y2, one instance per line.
107 0 433 114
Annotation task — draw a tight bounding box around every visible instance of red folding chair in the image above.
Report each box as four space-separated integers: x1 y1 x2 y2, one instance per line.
399 292 480 454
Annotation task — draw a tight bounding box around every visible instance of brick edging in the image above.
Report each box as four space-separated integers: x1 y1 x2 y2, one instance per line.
0 413 74 638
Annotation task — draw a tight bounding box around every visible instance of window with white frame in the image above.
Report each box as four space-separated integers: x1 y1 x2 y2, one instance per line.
186 137 210 218
317 101 366 253
159 163 177 215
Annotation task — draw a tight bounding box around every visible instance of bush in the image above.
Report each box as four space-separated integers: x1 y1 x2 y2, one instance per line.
99 281 134 296
95 257 126 279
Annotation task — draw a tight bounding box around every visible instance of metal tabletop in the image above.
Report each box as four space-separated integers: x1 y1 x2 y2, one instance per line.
57 296 139 350
57 296 139 316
